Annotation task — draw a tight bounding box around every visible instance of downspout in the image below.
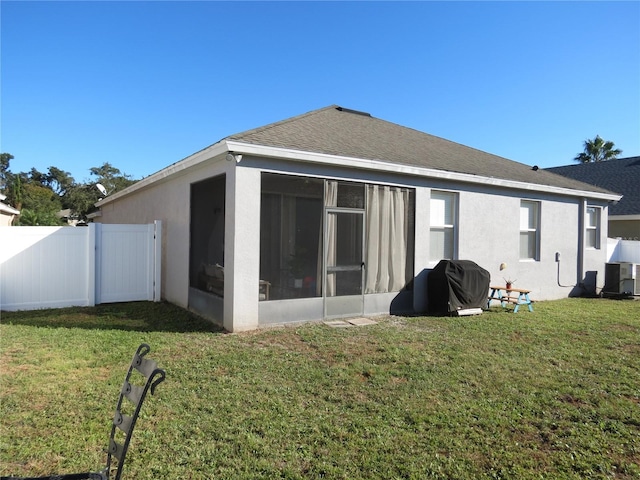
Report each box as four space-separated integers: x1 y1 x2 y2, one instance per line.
576 197 586 290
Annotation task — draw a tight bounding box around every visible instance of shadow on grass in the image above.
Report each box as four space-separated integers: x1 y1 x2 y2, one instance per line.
0 301 225 334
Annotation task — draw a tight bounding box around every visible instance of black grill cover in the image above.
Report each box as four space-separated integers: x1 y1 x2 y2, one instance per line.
427 260 490 314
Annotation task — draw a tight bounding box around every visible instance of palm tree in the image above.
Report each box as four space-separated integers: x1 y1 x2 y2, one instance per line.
574 135 622 163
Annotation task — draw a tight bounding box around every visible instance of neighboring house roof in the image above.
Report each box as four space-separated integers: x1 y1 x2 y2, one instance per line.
98 105 621 206
0 203 20 216
0 193 20 216
546 156 640 217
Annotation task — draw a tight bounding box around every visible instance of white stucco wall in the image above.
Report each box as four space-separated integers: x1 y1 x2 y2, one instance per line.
0 213 15 227
457 189 581 301
434 186 608 301
98 157 231 310
403 178 610 305
412 187 431 313
223 166 261 331
96 152 612 330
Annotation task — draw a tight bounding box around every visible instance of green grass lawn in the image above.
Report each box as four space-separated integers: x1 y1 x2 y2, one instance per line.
1 299 639 479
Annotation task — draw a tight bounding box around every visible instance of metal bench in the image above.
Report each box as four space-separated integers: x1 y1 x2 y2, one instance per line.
2 343 166 480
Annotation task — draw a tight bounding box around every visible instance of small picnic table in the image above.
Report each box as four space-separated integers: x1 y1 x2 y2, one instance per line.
487 286 533 312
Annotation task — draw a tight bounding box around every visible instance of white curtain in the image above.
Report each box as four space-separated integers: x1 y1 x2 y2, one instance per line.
365 185 409 293
319 180 338 296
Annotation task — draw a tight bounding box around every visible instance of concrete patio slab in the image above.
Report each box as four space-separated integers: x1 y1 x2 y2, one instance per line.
347 317 378 326
323 320 352 328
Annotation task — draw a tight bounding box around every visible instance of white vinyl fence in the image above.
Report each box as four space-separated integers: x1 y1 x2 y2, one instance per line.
607 237 640 264
0 222 161 311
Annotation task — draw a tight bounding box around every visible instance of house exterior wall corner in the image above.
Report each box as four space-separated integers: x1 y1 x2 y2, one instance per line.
223 166 261 332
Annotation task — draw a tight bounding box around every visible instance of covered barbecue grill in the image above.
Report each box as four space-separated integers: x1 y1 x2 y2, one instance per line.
427 260 490 315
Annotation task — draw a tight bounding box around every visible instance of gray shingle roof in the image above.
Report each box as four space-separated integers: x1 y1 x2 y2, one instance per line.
227 105 615 195
546 157 640 216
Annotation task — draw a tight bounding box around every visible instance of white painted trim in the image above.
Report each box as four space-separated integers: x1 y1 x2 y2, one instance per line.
96 140 228 206
610 214 640 221
0 202 20 215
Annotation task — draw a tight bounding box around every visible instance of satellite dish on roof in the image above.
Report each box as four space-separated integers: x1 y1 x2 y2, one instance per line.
96 183 108 197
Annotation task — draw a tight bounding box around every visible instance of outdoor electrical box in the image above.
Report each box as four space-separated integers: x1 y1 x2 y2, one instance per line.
603 262 639 296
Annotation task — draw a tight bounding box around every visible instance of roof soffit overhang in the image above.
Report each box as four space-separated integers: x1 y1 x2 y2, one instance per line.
97 139 623 207
96 140 230 206
226 141 623 203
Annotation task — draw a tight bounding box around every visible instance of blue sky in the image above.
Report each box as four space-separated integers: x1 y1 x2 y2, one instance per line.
2 1 639 183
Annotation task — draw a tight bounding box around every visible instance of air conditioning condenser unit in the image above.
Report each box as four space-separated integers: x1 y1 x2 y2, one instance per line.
604 262 639 296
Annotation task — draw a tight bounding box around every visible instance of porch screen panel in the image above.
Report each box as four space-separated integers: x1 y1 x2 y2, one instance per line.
260 173 323 300
189 175 225 296
260 193 282 289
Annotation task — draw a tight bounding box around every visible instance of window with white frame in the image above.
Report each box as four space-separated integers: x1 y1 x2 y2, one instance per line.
430 191 457 262
585 206 601 249
520 200 540 260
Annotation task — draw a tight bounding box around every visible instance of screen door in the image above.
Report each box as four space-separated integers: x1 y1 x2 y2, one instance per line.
324 208 365 319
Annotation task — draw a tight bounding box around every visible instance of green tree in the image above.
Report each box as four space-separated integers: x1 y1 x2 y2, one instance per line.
27 166 74 196
47 167 74 196
14 209 39 226
16 183 63 226
0 153 14 192
1 155 137 224
14 208 61 226
574 135 622 163
63 163 137 221
4 172 26 211
28 167 49 187
64 183 102 221
89 162 136 194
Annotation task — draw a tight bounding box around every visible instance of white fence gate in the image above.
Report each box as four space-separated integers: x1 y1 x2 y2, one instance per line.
0 222 161 311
